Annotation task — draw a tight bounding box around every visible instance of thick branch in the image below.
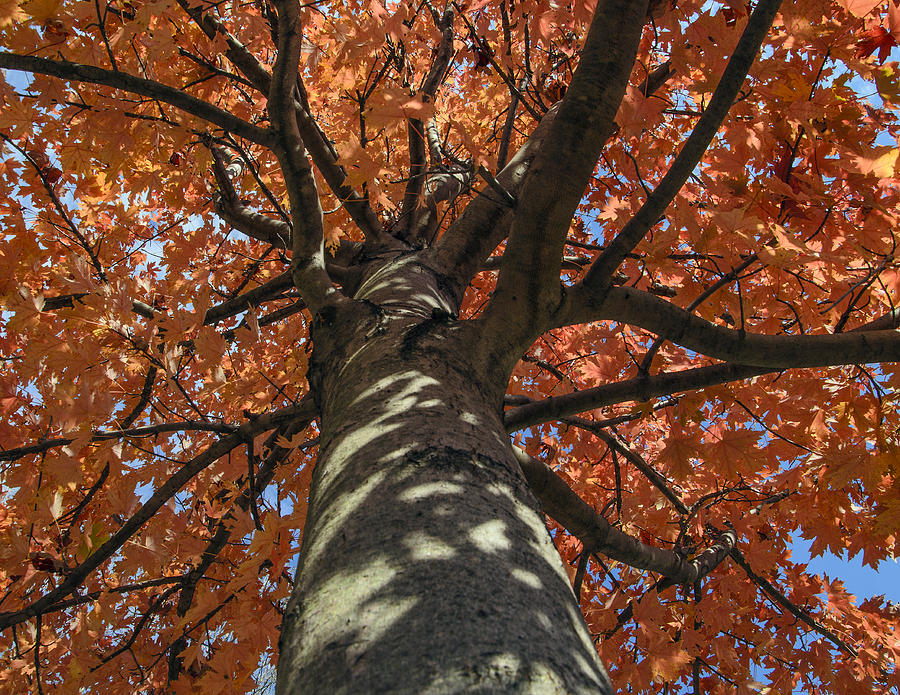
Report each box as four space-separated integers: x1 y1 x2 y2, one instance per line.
851 309 900 332
570 0 782 301
504 362 771 432
203 272 294 326
176 0 273 89
426 119 443 167
0 421 238 462
269 1 339 313
214 203 292 248
514 447 735 583
425 104 561 301
426 31 676 300
506 291 900 432
293 77 388 244
210 143 292 247
566 286 900 369
497 78 525 169
0 53 272 146
482 255 591 272
478 0 649 357
180 0 385 242
409 162 475 244
399 119 428 239
398 8 454 239
0 398 315 631
638 60 675 97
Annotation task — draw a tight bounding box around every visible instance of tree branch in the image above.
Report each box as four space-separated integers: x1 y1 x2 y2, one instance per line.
210 143 292 248
564 285 900 369
0 53 272 146
294 76 390 245
567 0 782 306
729 549 858 657
176 0 273 90
168 422 317 678
214 203 293 248
514 447 735 583
504 362 772 432
476 0 649 361
425 16 677 303
202 272 294 326
119 367 158 429
93 585 180 672
850 309 900 332
269 1 339 313
179 0 386 242
0 398 315 631
638 60 675 97
409 161 474 245
506 294 900 433
42 268 295 330
564 420 689 514
0 134 107 281
585 431 860 657
33 576 184 615
177 424 316 614
425 103 561 302
38 292 149 318
0 421 239 462
497 77 526 169
398 7 454 240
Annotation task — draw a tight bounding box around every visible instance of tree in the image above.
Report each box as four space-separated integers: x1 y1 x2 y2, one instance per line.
0 0 899 690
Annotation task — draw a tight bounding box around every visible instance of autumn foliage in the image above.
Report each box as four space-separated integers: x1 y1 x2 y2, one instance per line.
0 0 899 692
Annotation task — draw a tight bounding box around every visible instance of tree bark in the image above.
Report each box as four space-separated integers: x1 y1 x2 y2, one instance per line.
276 259 611 694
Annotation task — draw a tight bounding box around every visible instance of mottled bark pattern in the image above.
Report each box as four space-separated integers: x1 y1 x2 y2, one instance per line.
276 259 611 694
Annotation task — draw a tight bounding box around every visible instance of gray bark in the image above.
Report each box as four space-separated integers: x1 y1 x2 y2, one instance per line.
276 258 611 694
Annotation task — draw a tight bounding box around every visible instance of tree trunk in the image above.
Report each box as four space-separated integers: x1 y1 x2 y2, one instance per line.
276 260 611 694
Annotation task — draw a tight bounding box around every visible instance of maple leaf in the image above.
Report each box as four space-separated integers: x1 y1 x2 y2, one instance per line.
856 26 898 62
0 0 24 26
891 2 900 40
20 0 61 23
660 429 695 479
336 139 383 187
365 90 435 130
705 426 763 478
874 63 900 103
647 645 691 683
274 431 309 450
860 145 899 177
838 0 883 17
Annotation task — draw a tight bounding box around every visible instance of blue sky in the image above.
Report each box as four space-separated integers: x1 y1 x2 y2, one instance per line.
792 537 900 602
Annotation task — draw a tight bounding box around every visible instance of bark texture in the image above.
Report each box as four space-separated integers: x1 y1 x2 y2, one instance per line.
276 259 611 694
